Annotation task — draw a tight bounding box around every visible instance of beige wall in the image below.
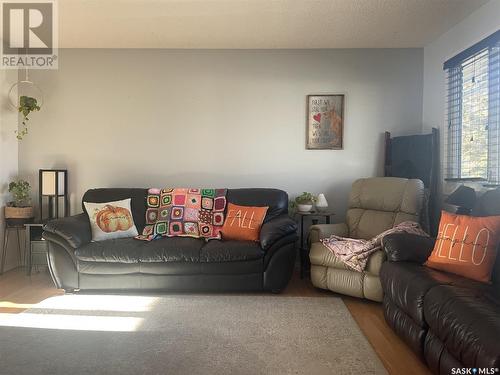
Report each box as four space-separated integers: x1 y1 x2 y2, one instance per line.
0 69 20 272
18 48 423 221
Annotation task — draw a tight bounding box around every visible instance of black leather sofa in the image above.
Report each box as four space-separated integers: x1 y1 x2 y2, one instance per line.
43 188 298 293
380 188 500 374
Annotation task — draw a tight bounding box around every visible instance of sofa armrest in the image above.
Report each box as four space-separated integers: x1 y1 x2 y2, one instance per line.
260 215 298 250
383 233 435 264
43 213 92 249
309 223 348 243
366 250 386 276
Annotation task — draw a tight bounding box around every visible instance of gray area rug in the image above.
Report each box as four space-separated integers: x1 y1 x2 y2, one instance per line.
0 294 387 375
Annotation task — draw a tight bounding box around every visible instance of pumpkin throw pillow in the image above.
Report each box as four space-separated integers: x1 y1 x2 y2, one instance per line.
425 211 500 283
221 203 268 242
84 198 138 241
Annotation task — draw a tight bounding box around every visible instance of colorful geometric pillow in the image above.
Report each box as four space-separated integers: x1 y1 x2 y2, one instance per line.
84 198 138 241
136 188 227 241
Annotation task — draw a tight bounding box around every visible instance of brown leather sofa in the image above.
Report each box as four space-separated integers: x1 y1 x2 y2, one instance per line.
380 188 500 374
309 177 424 302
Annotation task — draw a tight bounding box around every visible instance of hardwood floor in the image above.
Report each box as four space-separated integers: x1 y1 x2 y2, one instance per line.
0 266 430 375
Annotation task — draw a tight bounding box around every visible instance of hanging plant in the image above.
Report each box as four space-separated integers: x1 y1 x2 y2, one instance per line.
16 95 41 140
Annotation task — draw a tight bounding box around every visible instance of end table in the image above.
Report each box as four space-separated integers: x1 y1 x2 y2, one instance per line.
294 211 335 278
0 224 24 274
24 223 48 276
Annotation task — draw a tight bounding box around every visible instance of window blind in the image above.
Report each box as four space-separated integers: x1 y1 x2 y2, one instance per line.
445 65 463 179
488 39 500 183
444 30 500 184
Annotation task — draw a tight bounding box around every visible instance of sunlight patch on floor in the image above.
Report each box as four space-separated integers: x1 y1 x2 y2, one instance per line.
0 312 143 332
0 295 162 331
0 302 35 309
34 294 160 312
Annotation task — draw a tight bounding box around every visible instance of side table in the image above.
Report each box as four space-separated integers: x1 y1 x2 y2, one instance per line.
0 224 24 275
294 211 335 279
24 223 48 276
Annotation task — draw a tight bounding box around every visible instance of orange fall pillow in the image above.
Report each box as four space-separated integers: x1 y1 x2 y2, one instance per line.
221 203 268 242
425 211 500 283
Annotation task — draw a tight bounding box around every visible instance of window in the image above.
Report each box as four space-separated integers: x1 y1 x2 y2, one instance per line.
444 30 500 183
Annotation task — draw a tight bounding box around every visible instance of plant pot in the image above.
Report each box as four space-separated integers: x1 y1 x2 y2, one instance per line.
5 206 34 219
297 204 313 213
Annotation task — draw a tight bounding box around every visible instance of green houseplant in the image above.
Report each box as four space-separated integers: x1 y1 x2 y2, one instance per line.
16 95 41 140
294 192 317 213
5 179 34 221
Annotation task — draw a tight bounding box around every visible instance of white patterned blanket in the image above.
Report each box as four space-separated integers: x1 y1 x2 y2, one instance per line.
321 221 428 272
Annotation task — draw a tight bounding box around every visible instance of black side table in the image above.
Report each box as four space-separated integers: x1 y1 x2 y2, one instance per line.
0 224 24 275
24 223 48 276
294 211 335 278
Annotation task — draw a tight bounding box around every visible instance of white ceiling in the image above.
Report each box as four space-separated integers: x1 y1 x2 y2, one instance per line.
59 0 489 48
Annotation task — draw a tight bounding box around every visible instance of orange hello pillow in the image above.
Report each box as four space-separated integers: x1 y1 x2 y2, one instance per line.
425 211 500 283
221 203 268 242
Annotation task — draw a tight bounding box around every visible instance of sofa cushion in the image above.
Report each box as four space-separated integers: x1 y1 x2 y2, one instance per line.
347 209 400 240
380 262 452 326
309 243 384 276
139 237 203 263
349 177 423 216
75 237 203 263
424 285 500 368
75 238 141 263
347 178 423 240
424 331 464 375
381 261 496 327
200 240 264 262
383 298 427 357
200 259 263 275
77 261 140 275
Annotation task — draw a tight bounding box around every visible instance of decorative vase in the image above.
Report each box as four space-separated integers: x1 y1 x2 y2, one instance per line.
316 193 329 212
297 203 313 213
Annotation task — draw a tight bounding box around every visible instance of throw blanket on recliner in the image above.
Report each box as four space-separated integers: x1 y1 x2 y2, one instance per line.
136 188 227 241
321 221 428 272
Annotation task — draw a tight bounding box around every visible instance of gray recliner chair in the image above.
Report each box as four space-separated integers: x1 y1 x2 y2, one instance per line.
309 177 424 302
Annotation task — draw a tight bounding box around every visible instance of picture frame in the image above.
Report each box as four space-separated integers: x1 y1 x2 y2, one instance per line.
306 94 345 150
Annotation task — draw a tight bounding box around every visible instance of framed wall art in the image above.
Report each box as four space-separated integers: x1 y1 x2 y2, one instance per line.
306 94 344 150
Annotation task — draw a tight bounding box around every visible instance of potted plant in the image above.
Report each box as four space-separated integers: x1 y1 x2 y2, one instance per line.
16 95 41 140
295 192 317 213
5 179 34 224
